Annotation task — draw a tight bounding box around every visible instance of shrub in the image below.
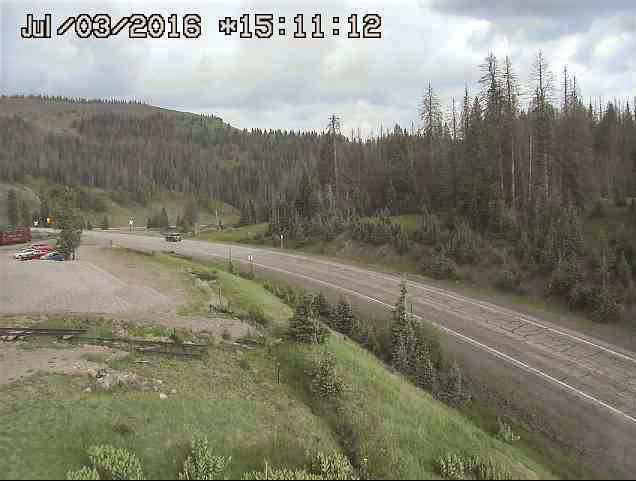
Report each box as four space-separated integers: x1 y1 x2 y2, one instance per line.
437 362 468 407
546 258 579 296
591 199 605 218
435 453 515 480
494 270 522 294
87 445 145 480
590 287 620 323
423 251 457 280
179 436 231 480
496 419 520 444
306 351 344 399
242 466 324 480
248 305 269 327
289 295 329 344
309 452 356 480
435 453 466 480
67 466 101 480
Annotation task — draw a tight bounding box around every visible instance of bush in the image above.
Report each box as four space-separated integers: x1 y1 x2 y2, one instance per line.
591 199 605 218
590 287 620 323
179 436 231 480
67 466 101 480
423 252 457 280
309 452 356 480
242 466 324 480
248 305 269 327
546 258 579 296
87 445 145 480
494 270 522 294
435 453 515 480
289 295 329 344
496 419 520 444
435 453 466 480
306 351 345 399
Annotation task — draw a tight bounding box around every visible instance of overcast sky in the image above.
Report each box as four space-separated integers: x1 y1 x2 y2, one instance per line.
1 0 634 135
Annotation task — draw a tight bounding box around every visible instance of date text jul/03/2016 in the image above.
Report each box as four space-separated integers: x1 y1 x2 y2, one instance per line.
20 13 382 39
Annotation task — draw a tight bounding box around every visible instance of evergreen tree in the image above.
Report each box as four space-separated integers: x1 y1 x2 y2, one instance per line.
20 200 31 226
56 190 83 260
289 294 329 344
440 362 466 407
160 207 170 228
617 252 632 288
312 291 332 321
333 295 354 336
415 351 437 393
7 188 18 226
391 278 412 369
39 196 50 225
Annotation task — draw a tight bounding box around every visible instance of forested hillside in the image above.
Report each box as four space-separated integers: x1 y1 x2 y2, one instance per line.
1 51 636 323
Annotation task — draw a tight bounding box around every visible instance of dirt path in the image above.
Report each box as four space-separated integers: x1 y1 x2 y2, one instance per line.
0 344 127 386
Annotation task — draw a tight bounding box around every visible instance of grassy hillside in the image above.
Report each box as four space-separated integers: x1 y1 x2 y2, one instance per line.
0 249 566 480
0 97 227 136
0 177 237 228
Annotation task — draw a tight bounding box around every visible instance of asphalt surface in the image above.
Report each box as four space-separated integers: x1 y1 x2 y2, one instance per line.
42 230 636 475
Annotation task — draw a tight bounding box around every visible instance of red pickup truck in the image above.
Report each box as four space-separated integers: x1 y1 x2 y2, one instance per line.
0 227 32 246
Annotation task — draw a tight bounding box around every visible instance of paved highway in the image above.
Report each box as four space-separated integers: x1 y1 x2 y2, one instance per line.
78 230 636 475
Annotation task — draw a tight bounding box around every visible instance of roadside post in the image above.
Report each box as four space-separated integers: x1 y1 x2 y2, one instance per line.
248 254 254 276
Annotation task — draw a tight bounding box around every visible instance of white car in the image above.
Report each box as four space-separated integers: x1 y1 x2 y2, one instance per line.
14 249 38 260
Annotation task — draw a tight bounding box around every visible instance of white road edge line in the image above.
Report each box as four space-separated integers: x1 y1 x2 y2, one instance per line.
406 280 636 365
178 235 636 365
87 232 636 425
220 253 636 426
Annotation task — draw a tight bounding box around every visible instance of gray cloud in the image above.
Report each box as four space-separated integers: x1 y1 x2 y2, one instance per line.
1 0 634 135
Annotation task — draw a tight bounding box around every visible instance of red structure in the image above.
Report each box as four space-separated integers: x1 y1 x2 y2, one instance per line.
0 227 32 246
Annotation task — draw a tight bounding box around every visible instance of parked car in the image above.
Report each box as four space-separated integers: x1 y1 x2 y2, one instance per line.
14 249 38 260
42 253 65 261
165 233 182 242
39 251 63 260
18 250 45 261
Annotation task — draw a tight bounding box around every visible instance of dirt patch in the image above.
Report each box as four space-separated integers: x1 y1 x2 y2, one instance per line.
0 344 128 386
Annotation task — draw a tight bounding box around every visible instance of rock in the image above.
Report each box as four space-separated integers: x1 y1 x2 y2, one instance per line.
156 379 163 385
153 385 159 392
96 373 116 390
6 336 17 342
84 387 92 393
159 393 167 399
62 335 73 340
170 389 177 395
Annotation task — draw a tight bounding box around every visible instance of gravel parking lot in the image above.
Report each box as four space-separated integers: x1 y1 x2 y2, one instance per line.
0 248 172 315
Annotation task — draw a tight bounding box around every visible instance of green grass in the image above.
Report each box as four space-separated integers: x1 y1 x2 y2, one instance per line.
197 222 269 244
122 249 292 325
0 351 340 480
276 337 557 480
359 214 419 234
0 248 580 480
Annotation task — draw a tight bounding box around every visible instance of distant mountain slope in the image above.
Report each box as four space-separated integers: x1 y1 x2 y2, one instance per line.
0 96 323 211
